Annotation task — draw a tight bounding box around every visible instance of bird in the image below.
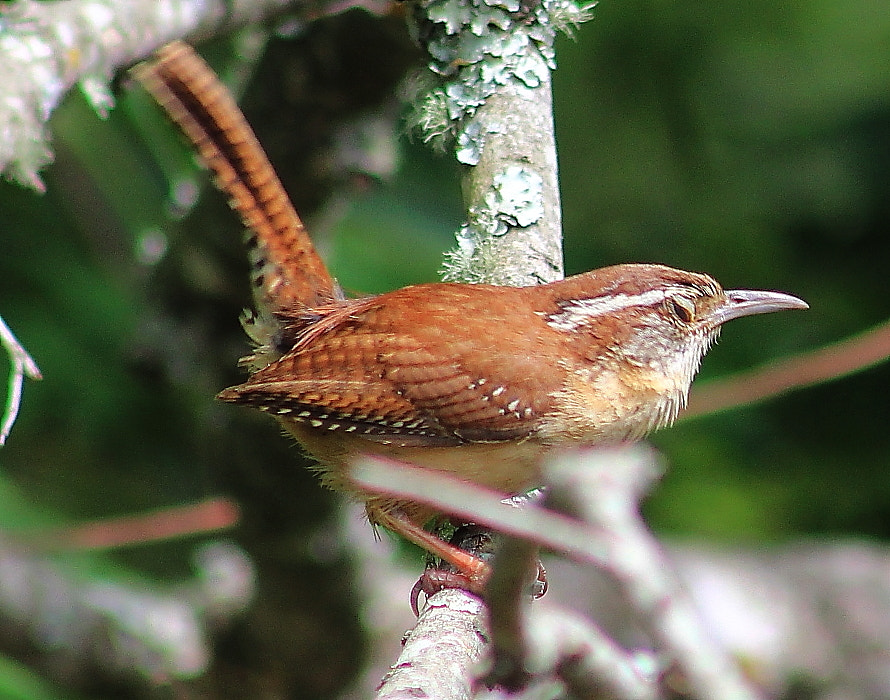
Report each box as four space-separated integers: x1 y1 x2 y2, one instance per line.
134 42 808 599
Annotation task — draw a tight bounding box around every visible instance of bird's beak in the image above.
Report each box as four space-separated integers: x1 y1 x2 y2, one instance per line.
708 289 809 326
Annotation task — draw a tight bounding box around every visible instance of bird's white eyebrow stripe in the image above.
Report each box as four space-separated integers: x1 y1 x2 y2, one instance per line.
546 289 670 330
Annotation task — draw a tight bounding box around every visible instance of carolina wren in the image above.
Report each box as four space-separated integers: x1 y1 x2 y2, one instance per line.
135 43 808 590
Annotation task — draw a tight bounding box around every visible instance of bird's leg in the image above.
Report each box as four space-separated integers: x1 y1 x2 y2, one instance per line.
369 508 491 614
373 513 548 615
372 508 491 581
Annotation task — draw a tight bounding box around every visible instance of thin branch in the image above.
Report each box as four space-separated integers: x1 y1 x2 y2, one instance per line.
686 317 890 418
480 604 660 700
480 494 657 699
544 449 764 700
353 449 765 699
478 536 537 690
375 587 487 700
480 533 657 700
350 455 611 569
0 315 41 446
27 497 240 552
0 0 390 189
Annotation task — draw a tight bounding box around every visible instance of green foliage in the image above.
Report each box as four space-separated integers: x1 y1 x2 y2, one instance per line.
0 655 74 700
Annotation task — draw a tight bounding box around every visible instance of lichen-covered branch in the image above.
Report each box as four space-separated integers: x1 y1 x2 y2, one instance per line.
376 588 487 700
0 0 386 190
391 4 593 686
407 0 591 285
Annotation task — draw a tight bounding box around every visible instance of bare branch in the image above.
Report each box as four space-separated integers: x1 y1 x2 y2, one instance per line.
479 536 537 690
544 449 764 700
0 315 41 446
28 497 240 552
350 455 611 568
480 604 660 700
686 317 890 418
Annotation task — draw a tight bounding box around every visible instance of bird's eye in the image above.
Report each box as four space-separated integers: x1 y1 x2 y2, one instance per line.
669 297 696 323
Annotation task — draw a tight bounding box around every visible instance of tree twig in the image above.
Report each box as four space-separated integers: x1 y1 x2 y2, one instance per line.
28 497 240 552
350 455 612 568
686 317 890 418
0 315 41 446
480 603 660 700
0 0 391 189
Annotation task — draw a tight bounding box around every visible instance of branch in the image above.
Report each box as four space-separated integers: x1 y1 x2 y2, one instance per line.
481 534 659 700
543 449 763 700
353 450 765 699
0 315 41 446
686 316 890 418
407 0 591 285
388 0 590 689
351 455 614 569
482 603 660 700
29 497 240 552
376 588 487 700
0 0 388 189
0 535 254 690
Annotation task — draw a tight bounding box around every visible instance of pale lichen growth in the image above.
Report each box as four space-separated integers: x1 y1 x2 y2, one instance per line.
409 0 591 285
408 0 594 155
0 7 118 188
488 165 543 227
442 231 505 283
442 165 545 282
0 26 62 189
79 75 116 118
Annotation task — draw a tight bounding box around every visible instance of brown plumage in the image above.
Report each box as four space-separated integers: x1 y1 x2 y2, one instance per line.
133 41 338 313
214 265 806 532
135 43 808 594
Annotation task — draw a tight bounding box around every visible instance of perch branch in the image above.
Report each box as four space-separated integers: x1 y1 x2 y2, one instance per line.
376 588 487 700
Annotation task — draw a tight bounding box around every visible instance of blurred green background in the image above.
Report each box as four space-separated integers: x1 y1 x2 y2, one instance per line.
0 0 888 695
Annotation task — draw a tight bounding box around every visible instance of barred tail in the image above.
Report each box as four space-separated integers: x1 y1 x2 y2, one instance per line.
133 42 337 311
